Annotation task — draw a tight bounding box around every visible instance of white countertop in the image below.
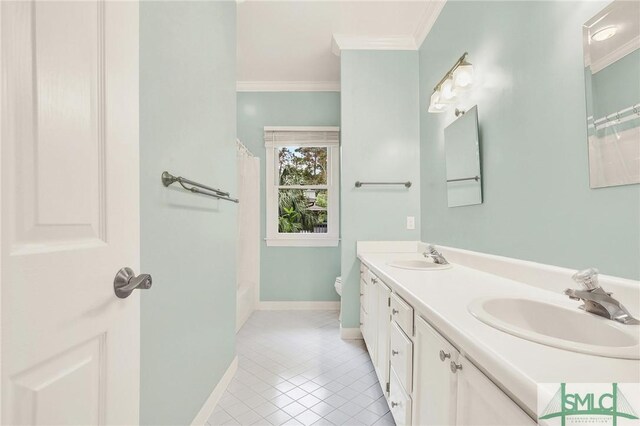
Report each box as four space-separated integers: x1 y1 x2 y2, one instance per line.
357 250 640 417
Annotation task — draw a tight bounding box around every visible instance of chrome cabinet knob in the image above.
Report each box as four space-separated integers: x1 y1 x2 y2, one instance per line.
372 278 378 284
450 361 462 373
392 309 399 315
439 350 451 361
114 267 152 299
391 350 399 356
391 401 399 408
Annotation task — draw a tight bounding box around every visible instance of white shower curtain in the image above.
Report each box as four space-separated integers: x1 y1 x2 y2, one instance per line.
236 143 260 331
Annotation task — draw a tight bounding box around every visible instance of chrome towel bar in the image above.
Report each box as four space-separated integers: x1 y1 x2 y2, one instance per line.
162 171 239 203
355 181 412 188
446 176 480 183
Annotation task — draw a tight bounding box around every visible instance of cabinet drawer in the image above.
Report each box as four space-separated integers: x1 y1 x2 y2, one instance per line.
390 292 413 336
389 368 412 426
390 321 413 393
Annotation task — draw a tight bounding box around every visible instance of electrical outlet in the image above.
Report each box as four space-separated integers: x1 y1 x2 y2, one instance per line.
406 216 415 230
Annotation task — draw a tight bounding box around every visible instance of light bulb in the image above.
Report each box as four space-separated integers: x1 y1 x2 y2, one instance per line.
428 90 447 113
440 77 457 102
591 26 617 42
453 63 474 89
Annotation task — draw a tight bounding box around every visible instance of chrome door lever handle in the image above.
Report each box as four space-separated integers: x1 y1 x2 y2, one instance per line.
114 267 152 299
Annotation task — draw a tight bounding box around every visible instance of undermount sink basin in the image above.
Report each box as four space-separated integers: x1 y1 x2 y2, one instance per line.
388 259 452 271
469 297 640 359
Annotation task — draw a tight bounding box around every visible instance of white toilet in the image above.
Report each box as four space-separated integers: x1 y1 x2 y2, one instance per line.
334 276 342 319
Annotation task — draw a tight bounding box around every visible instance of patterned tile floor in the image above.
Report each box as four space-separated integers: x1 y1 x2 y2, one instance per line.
208 310 394 426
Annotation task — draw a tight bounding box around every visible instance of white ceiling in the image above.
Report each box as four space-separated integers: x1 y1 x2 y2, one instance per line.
584 0 640 73
237 1 444 90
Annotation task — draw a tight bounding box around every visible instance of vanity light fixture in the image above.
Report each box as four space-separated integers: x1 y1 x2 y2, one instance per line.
591 26 617 41
428 52 474 114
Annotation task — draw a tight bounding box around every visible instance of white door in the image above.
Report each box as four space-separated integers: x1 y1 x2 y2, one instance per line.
1 1 141 424
413 315 458 426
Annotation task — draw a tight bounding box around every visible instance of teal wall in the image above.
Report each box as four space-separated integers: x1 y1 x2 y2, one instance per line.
419 1 640 280
237 92 341 301
588 49 640 136
340 51 421 328
591 50 640 119
140 2 237 424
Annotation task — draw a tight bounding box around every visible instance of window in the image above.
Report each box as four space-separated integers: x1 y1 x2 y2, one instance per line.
265 127 340 247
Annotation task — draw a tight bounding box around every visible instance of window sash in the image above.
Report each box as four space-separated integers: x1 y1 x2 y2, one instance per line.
265 127 339 247
272 146 334 187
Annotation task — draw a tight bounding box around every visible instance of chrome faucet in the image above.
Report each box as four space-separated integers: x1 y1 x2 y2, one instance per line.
423 245 449 265
564 268 639 325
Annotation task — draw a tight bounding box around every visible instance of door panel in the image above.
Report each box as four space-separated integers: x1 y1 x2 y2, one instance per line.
9 1 107 252
11 336 106 425
1 1 140 424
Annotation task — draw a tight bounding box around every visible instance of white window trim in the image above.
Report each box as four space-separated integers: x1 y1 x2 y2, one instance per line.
265 127 340 247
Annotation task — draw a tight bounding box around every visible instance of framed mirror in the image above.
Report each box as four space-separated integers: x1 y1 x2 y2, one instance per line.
583 0 640 188
444 106 482 207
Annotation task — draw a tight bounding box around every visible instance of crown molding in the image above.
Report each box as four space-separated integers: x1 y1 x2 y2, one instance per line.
413 0 447 49
590 35 640 74
236 81 340 92
331 34 417 56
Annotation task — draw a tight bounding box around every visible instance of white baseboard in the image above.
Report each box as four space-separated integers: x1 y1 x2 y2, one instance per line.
258 301 340 311
340 326 363 340
191 356 238 426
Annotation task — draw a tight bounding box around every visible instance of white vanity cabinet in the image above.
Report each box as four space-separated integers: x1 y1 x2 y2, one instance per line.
358 262 534 426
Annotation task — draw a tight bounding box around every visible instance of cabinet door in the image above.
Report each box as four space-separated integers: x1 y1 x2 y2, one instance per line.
368 276 378 362
360 266 369 313
359 267 370 350
363 273 378 362
456 356 535 426
413 316 458 426
375 282 392 393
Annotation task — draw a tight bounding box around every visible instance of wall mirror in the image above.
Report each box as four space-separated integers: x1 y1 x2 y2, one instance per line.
583 0 640 188
444 106 482 207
